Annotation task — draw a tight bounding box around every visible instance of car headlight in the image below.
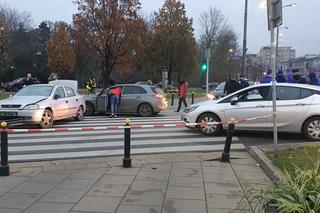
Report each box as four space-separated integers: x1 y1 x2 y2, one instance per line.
23 104 40 110
183 105 199 113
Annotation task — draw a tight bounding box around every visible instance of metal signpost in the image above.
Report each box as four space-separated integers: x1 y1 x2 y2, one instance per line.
206 48 210 94
267 0 282 152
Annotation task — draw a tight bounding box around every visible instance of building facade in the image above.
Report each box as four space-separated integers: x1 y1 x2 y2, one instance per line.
259 46 296 70
281 55 320 76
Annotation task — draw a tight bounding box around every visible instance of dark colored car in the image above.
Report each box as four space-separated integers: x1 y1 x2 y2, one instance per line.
3 78 41 92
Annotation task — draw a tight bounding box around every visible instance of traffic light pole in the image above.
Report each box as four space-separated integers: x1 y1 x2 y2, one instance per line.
206 56 209 94
268 2 279 153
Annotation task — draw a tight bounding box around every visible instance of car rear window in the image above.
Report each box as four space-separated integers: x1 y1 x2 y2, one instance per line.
151 87 164 94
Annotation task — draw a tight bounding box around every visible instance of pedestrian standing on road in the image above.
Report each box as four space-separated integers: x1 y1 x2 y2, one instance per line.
109 85 122 118
224 74 240 95
292 71 308 84
276 70 287 83
308 72 320 86
260 69 273 83
239 75 249 89
175 80 188 112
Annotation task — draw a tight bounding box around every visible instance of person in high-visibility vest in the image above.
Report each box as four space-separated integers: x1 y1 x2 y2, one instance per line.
86 77 97 94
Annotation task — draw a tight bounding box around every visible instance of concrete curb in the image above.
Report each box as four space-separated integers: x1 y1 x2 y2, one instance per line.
248 146 283 183
248 142 320 184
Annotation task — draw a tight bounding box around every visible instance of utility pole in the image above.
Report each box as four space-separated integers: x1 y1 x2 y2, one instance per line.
206 47 211 94
241 0 248 76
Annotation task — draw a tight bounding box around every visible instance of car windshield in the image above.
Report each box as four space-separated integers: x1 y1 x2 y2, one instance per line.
15 86 54 97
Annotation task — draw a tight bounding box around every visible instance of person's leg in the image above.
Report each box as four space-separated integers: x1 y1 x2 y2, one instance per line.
110 96 115 116
176 97 182 112
183 97 187 107
114 96 119 116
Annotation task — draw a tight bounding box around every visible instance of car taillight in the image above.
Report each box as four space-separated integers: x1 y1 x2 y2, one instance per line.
153 94 163 99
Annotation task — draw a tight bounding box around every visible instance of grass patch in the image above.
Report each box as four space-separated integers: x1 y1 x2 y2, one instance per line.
0 92 9 100
267 145 320 174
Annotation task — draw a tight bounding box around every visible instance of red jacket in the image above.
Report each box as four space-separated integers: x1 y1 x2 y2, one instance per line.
179 82 188 97
111 87 122 96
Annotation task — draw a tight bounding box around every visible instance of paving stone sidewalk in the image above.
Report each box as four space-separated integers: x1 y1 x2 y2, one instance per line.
0 151 272 213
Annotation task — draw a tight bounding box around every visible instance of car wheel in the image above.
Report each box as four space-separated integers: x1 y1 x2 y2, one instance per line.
138 103 153 117
85 102 95 116
74 106 84 121
40 109 54 129
302 116 320 141
197 113 222 136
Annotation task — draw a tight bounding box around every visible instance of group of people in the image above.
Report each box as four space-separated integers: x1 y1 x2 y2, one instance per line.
223 74 249 95
261 69 320 86
224 70 320 95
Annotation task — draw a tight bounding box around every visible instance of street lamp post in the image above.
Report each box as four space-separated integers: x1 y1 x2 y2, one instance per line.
275 3 295 71
241 0 248 76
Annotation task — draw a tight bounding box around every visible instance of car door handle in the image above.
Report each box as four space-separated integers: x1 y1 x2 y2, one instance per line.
296 103 306 106
256 105 265 108
66 100 68 103
76 99 78 101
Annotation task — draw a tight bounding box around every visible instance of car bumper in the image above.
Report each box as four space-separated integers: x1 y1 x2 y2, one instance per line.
181 112 198 126
0 109 44 124
153 99 168 112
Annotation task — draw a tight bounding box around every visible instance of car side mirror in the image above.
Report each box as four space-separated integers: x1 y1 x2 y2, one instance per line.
53 94 60 100
231 97 239 105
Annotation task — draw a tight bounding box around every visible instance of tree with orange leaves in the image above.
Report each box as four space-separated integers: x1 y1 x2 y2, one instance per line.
72 0 144 85
46 22 75 79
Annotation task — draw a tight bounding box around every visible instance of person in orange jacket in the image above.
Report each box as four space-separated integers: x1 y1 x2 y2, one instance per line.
175 79 188 112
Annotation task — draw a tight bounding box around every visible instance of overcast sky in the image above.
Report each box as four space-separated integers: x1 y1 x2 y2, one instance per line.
2 0 320 57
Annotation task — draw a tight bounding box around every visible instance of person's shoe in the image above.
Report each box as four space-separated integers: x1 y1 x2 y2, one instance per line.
174 110 180 112
110 114 114 118
114 114 117 118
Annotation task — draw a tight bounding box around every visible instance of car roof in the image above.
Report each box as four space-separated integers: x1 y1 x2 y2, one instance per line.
109 84 153 88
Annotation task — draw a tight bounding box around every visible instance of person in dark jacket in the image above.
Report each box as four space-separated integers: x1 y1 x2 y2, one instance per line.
276 70 287 83
260 69 273 83
292 72 307 84
239 75 249 89
224 75 240 95
23 73 33 87
308 72 320 86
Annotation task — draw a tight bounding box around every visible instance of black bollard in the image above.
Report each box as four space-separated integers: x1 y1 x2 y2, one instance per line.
171 92 174 106
221 122 235 162
123 119 132 168
191 92 194 104
0 122 9 176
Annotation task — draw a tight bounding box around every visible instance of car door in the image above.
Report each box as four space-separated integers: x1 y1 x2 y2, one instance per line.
222 86 271 130
64 86 79 116
51 86 68 119
267 86 314 130
96 88 109 112
120 86 147 113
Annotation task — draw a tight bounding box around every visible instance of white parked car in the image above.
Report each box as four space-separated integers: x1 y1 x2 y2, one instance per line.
0 83 86 128
182 83 320 140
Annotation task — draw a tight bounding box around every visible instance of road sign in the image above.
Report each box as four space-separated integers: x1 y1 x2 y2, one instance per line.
267 0 283 30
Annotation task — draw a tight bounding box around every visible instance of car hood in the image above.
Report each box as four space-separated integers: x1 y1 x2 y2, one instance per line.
0 96 48 108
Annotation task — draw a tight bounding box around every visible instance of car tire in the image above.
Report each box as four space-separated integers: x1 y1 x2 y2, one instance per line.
85 102 95 116
197 113 222 136
138 103 153 117
302 116 320 141
40 109 54 129
74 106 84 121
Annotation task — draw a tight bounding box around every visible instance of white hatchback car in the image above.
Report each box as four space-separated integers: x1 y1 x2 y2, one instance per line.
0 84 86 128
182 83 320 140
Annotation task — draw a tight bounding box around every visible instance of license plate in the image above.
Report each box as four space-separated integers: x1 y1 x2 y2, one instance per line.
0 111 18 117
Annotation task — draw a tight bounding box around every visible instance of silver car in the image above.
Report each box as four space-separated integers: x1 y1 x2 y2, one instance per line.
85 84 168 116
0 84 86 128
182 83 320 140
